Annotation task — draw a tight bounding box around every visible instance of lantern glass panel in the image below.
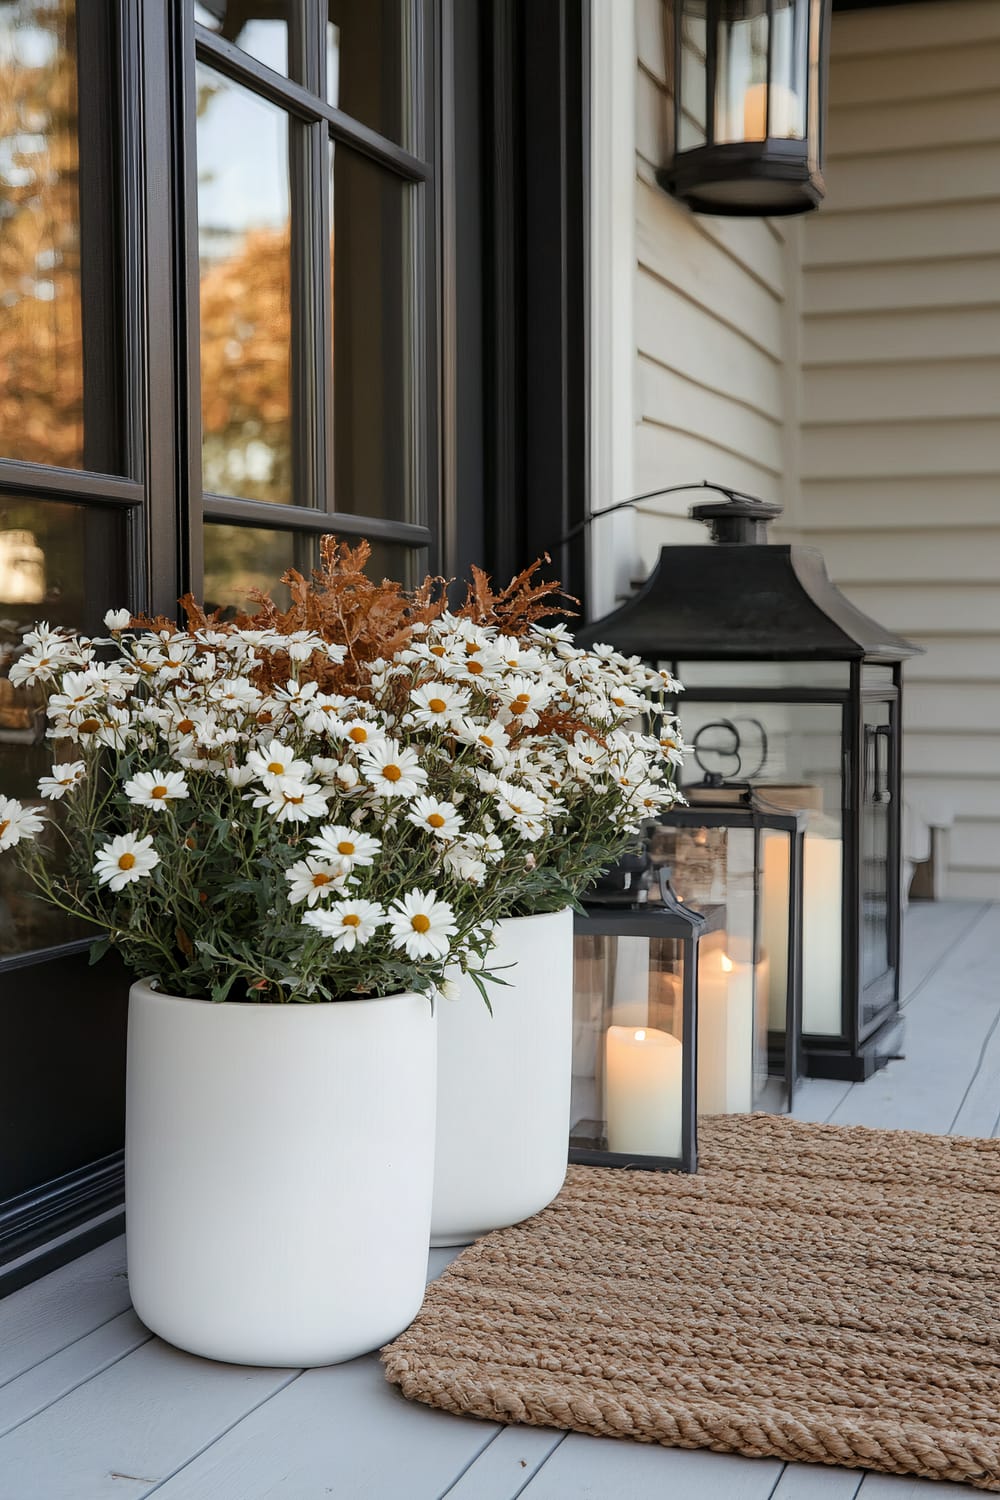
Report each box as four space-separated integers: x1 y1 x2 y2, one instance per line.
678 0 709 151
670 660 850 690
571 933 687 1160
678 697 845 1037
715 0 769 144
649 822 770 1113
769 0 809 141
862 699 893 1009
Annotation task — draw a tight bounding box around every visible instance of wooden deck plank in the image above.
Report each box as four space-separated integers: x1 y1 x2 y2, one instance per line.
899 902 987 1003
516 1434 783 1499
772 1465 863 1497
856 1474 979 1497
948 1005 1000 1138
0 1309 149 1440
150 1355 500 1500
790 1078 854 1124
0 1340 297 1500
0 1237 128 1389
440 1428 566 1499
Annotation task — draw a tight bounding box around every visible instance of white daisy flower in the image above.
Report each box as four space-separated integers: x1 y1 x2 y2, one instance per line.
250 776 329 824
328 718 386 752
387 889 457 961
497 675 553 726
123 769 190 809
103 608 133 631
407 795 463 840
284 857 348 906
246 739 311 786
94 832 160 892
302 898 385 952
0 795 45 850
443 848 487 885
307 824 381 872
358 738 428 798
408 681 470 729
455 717 511 767
37 761 87 800
224 763 256 788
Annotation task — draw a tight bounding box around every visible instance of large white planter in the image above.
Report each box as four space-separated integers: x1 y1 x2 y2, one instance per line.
125 981 436 1367
431 908 572 1247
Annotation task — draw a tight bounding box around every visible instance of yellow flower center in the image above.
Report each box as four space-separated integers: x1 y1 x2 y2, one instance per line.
466 642 482 655
428 813 446 829
150 785 168 799
312 872 332 887
342 913 361 927
0 820 9 839
267 760 285 774
428 698 447 714
177 718 195 734
411 913 431 934
118 852 136 871
258 710 274 724
479 734 494 747
78 718 100 734
382 765 402 783
612 696 625 706
466 659 484 676
348 726 368 743
430 645 446 657
337 840 355 856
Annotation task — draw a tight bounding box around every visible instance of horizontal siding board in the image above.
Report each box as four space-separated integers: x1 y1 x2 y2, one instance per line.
907 777 1000 820
802 258 1000 317
836 583 1000 635
802 307 1000 364
903 682 1000 734
827 93 1000 158
636 67 670 177
947 869 1000 899
803 202 1000 268
635 423 783 505
949 817 1000 869
798 476 1000 532
637 182 785 359
905 637 1000 683
802 359 1000 423
831 0 1000 58
637 357 784 471
800 418 1000 478
906 734 1000 778
829 41 1000 108
635 269 784 418
814 529 1000 585
637 0 668 85
822 143 1000 214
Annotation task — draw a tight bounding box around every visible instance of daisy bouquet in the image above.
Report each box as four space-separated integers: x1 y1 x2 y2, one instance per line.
0 542 683 1002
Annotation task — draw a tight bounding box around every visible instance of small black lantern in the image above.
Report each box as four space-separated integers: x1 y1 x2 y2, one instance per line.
575 491 920 1081
570 871 711 1173
645 779 807 1114
657 0 832 216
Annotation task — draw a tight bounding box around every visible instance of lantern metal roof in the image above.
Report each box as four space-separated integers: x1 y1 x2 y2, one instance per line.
574 493 920 664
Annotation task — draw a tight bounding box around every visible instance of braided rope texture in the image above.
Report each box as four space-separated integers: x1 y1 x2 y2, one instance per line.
383 1114 1000 1490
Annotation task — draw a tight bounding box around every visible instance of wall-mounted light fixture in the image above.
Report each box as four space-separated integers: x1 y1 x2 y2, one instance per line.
657 0 832 216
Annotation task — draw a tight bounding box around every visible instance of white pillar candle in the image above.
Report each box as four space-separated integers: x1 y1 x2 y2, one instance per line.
605 1026 683 1158
698 950 754 1115
801 835 843 1035
743 81 802 140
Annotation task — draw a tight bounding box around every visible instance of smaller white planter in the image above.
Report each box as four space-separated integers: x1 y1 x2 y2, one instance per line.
431 908 572 1246
126 982 436 1367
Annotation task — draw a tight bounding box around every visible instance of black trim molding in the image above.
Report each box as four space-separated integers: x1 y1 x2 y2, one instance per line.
0 1153 125 1299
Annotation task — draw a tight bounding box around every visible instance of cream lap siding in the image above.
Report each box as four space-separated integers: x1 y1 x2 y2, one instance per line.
798 0 1000 900
632 0 797 575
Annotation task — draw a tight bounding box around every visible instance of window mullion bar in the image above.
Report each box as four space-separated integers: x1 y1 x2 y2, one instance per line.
194 29 430 182
289 115 323 512
0 460 143 507
203 493 431 547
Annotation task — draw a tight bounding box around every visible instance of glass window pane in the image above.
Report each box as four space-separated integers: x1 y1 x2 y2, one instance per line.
327 1 412 148
331 143 414 522
0 497 126 958
0 1 123 473
193 2 289 78
203 523 421 614
197 66 292 504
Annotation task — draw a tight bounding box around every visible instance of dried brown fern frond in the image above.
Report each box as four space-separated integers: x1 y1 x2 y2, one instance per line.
457 558 576 636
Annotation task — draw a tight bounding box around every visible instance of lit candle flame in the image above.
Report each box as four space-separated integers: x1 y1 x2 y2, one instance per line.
721 954 733 973
634 1029 646 1042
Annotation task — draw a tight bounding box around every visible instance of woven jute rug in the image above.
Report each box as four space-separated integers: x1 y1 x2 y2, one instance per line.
383 1114 1000 1490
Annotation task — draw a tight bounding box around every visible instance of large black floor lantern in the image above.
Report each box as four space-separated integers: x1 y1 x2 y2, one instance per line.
574 491 920 1081
657 0 832 216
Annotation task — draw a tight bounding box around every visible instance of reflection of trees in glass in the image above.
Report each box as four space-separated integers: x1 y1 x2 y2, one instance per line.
203 522 296 612
197 73 292 505
0 0 84 467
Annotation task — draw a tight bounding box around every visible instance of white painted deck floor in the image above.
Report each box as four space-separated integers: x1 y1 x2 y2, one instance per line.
1 901 998 1500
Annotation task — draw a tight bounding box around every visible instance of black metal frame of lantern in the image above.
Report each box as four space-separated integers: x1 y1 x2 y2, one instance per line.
656 0 833 217
643 784 807 1112
574 491 921 1083
570 872 715 1174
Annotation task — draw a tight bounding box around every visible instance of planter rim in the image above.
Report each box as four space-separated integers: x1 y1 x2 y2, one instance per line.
499 906 573 928
130 979 424 1014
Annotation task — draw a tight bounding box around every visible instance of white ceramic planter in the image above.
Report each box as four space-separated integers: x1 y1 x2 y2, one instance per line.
126 982 436 1367
431 908 572 1247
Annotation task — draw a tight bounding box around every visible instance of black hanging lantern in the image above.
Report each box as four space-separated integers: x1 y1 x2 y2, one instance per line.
570 871 711 1173
574 491 921 1082
657 0 832 216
